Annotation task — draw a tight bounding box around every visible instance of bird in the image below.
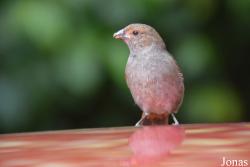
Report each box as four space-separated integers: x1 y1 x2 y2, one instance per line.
113 23 184 126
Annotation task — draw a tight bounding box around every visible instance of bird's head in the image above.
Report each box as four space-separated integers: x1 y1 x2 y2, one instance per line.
113 23 166 53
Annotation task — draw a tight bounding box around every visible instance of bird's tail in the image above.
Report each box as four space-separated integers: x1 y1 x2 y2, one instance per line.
135 112 169 127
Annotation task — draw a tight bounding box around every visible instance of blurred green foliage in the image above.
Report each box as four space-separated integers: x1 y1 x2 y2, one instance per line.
0 0 250 133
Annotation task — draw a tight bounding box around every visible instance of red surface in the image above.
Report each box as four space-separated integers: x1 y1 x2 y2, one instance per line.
0 123 250 167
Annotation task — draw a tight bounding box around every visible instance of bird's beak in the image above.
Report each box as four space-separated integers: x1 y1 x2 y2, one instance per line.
113 29 127 40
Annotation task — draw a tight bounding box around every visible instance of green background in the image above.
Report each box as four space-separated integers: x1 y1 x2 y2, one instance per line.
0 0 250 133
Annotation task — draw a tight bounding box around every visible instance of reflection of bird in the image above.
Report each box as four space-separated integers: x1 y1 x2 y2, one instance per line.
113 23 184 126
129 126 185 165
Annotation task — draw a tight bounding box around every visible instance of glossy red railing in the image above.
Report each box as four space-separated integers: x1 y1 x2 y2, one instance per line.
0 123 249 167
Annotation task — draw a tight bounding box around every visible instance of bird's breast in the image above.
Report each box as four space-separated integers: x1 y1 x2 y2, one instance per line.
125 52 184 113
125 52 177 84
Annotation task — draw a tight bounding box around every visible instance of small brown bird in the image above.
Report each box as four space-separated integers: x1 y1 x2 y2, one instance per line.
113 24 184 126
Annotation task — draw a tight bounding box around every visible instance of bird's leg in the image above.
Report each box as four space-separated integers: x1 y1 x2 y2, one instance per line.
171 113 179 125
135 112 170 126
135 112 149 127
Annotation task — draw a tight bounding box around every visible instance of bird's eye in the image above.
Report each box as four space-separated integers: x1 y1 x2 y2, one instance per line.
132 31 139 36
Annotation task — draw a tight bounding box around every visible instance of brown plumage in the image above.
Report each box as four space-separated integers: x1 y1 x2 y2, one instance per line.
113 24 184 126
